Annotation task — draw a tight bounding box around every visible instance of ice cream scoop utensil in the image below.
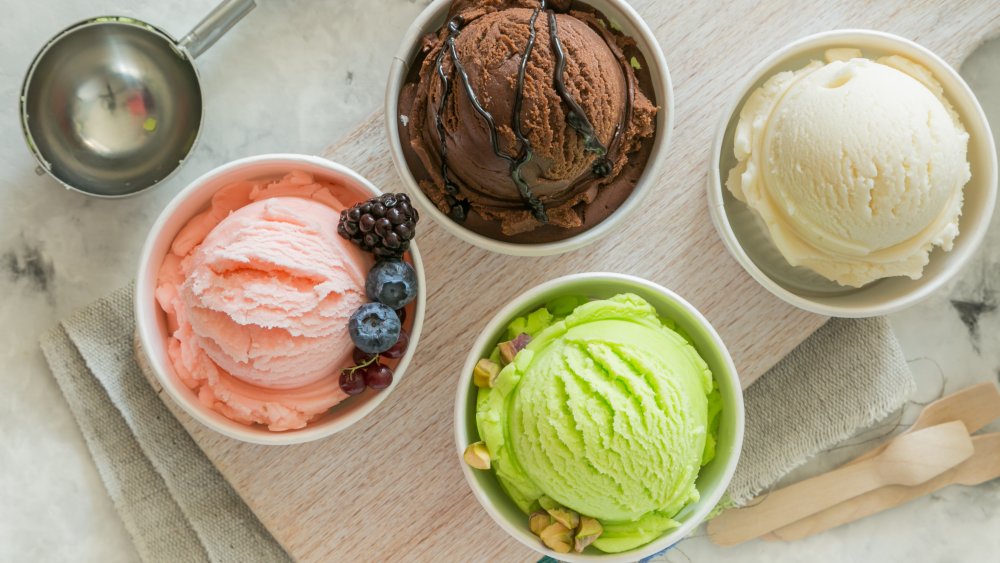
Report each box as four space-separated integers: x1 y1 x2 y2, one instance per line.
707 421 973 546
762 381 1000 541
771 432 1000 540
20 0 256 197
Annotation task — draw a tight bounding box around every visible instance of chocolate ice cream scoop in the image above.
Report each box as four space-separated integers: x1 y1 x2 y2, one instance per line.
400 0 657 241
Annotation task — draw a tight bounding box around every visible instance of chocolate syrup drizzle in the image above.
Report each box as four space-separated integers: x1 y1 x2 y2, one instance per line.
548 10 612 177
433 19 467 222
433 0 615 223
508 3 546 222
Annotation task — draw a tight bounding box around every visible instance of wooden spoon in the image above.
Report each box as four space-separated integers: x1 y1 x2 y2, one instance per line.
762 382 1000 541
770 432 1000 540
850 382 1000 464
707 421 974 546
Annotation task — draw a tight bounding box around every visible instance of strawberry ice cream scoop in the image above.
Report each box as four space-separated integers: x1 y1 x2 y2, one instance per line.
156 171 374 431
183 196 368 388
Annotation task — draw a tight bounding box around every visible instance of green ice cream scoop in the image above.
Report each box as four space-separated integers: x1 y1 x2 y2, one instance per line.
476 293 721 553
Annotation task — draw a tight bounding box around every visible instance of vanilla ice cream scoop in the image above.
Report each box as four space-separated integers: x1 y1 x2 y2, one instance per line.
727 50 970 287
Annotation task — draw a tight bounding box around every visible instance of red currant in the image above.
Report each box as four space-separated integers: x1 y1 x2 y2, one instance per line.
364 364 394 390
339 369 366 396
352 347 376 365
381 331 409 359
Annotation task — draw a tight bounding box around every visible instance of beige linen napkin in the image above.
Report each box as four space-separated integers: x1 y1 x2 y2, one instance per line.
40 285 913 561
40 285 291 563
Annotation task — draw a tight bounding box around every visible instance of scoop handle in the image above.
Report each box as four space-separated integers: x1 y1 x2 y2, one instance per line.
179 0 256 59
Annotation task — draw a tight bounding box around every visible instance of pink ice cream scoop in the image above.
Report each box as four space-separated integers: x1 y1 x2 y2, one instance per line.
156 171 373 431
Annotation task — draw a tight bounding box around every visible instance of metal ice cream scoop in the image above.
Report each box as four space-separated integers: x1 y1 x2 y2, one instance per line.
19 0 256 197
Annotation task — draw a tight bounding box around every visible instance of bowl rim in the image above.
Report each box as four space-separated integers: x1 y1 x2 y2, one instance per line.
707 28 998 318
383 0 675 257
452 272 745 561
134 153 427 446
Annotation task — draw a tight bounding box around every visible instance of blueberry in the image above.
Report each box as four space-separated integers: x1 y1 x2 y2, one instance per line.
366 260 417 309
348 303 402 354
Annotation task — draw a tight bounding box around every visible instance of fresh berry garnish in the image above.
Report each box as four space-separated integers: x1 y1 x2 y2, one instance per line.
382 330 409 359
349 302 402 354
364 363 394 390
339 368 367 396
338 193 419 259
366 259 418 309
395 307 407 324
353 347 376 365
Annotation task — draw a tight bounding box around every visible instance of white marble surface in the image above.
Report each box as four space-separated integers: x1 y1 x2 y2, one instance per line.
0 1 997 561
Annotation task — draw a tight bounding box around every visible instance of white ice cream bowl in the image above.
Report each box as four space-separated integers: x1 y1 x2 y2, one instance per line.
135 154 426 446
709 30 997 318
385 0 674 257
454 273 744 562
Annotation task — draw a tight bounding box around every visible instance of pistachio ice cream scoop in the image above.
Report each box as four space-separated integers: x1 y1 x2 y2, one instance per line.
473 294 721 553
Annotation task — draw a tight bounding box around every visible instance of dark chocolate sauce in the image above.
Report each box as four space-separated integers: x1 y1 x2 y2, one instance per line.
433 18 468 222
432 0 616 223
448 19 548 222
508 2 547 222
548 10 610 177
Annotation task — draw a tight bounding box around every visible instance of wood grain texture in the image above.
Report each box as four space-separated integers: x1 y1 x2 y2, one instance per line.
769 432 1000 541
167 2 1000 561
707 421 974 546
758 381 1000 541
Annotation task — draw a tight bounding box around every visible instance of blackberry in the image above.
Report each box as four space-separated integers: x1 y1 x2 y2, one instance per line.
338 193 419 259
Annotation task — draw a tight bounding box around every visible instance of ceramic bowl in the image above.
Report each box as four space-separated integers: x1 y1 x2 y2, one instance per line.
453 273 744 561
708 29 998 317
385 0 674 256
135 154 426 445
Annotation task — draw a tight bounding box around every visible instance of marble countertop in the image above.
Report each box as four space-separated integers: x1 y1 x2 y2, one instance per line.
1 1 998 561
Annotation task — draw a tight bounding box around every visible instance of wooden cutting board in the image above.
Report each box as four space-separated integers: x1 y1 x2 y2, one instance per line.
160 2 1000 561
